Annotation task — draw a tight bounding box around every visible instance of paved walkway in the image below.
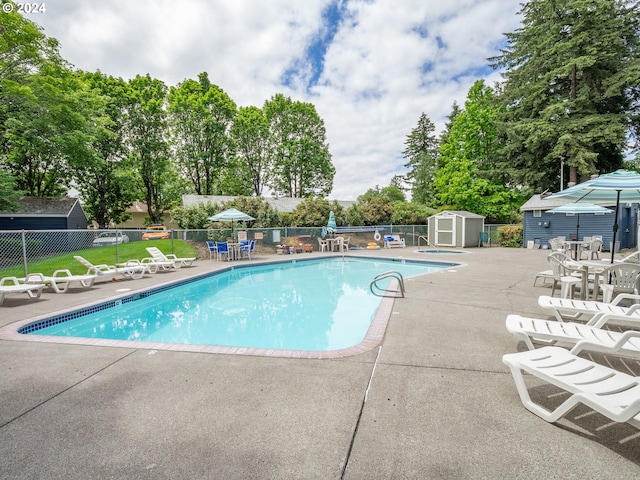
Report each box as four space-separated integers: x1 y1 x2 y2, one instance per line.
1 247 639 479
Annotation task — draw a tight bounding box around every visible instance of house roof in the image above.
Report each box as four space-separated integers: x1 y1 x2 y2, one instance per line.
182 195 355 213
520 194 567 212
0 196 82 217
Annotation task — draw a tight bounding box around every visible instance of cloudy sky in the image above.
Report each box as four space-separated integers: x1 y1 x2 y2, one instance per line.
29 0 522 200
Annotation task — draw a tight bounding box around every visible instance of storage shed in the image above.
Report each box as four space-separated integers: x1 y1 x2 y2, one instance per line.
427 210 485 248
0 196 88 230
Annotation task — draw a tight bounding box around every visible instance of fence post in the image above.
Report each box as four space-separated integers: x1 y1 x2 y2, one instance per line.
115 228 120 264
21 230 28 276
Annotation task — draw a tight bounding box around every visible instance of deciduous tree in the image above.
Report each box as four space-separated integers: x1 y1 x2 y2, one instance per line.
168 72 237 195
126 74 172 224
264 94 334 197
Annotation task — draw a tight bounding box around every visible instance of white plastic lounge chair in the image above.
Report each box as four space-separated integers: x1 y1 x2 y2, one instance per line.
145 246 195 267
23 269 97 293
538 293 640 323
0 277 44 306
533 268 554 287
120 258 174 273
74 255 148 280
384 234 405 248
619 251 640 263
503 344 640 429
506 313 640 355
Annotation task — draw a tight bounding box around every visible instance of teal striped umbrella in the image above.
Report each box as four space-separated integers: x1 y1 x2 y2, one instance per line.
326 211 337 236
547 203 613 243
547 169 640 262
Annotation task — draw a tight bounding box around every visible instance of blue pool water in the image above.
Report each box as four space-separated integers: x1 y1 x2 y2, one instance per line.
23 257 455 352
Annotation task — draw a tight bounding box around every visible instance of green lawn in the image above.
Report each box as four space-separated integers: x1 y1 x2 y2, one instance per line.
0 240 198 278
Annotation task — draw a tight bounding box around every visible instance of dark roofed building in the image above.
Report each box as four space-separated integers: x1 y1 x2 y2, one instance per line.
0 196 88 230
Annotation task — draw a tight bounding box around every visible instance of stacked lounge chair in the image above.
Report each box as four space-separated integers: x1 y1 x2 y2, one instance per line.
503 293 640 430
0 277 44 306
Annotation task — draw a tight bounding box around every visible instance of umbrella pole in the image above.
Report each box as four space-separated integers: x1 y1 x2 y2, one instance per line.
610 190 621 264
575 214 580 260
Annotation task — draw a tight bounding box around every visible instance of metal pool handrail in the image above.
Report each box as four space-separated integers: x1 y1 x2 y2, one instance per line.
370 271 405 298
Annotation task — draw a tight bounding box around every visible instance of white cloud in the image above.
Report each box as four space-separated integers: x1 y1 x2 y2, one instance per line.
32 0 521 200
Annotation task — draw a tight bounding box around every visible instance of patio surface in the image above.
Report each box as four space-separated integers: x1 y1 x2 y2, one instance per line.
1 246 639 479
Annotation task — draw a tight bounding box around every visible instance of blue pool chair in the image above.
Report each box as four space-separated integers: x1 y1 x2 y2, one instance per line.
215 241 230 261
241 239 256 260
206 241 217 260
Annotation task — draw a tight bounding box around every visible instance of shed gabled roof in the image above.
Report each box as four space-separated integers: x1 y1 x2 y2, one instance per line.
0 196 81 217
428 210 484 219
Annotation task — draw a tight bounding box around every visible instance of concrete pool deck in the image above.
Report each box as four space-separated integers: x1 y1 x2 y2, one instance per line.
1 247 639 478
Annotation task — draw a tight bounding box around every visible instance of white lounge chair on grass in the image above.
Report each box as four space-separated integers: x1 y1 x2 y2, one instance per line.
74 255 148 280
0 277 44 306
23 269 97 293
538 294 640 323
145 246 195 267
506 314 640 356
503 344 640 429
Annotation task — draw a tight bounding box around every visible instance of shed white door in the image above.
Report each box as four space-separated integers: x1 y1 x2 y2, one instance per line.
435 216 455 246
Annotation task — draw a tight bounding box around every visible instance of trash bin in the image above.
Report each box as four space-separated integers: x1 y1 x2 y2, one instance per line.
609 241 620 253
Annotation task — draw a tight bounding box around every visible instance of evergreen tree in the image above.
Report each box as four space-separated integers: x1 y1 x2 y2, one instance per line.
491 0 640 192
403 113 440 205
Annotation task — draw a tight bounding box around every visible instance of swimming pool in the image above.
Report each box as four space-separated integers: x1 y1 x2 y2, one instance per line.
14 257 458 358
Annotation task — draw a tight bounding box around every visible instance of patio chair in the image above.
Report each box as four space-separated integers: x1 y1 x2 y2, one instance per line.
216 241 230 261
23 269 97 293
240 239 256 260
538 293 640 323
145 246 195 267
317 238 328 252
503 345 640 429
73 255 148 280
580 238 603 260
547 252 586 299
0 277 44 306
206 241 217 260
478 231 490 247
334 236 350 252
548 237 566 253
506 313 640 355
598 262 640 303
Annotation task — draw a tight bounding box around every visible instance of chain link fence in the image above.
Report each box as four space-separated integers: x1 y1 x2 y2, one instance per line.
0 224 521 276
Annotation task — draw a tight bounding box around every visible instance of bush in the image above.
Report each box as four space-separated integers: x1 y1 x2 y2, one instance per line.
497 225 523 248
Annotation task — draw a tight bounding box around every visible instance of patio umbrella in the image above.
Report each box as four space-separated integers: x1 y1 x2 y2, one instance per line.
326 211 337 236
547 202 613 241
208 208 255 235
546 169 640 263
